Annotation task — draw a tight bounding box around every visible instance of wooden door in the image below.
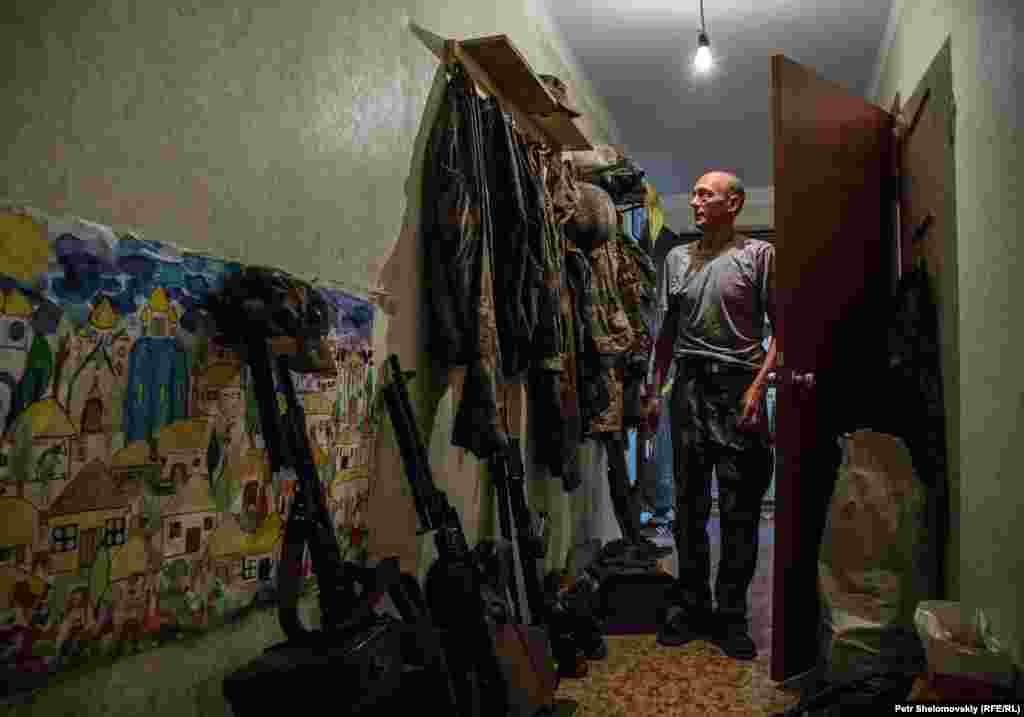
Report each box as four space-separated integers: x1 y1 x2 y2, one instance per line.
80 528 99 566
770 54 895 682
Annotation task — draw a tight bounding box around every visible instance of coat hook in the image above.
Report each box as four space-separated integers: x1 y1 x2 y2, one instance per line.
911 213 935 243
444 39 457 70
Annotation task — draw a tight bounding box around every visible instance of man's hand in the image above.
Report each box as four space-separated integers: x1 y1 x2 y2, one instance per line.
737 379 767 431
642 381 663 423
641 396 661 425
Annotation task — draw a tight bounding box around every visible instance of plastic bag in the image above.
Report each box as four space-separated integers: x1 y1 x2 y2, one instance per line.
817 430 934 681
914 601 1017 689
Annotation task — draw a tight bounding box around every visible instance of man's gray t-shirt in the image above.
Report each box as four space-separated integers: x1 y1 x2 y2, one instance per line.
658 236 775 370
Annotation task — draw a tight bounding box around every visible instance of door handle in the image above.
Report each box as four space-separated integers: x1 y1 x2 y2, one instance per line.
792 371 816 391
767 369 816 392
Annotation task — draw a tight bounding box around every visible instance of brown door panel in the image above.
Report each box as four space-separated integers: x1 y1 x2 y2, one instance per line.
770 54 894 682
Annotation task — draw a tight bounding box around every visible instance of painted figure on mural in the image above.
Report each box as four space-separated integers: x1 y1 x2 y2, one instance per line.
55 585 95 662
0 578 54 673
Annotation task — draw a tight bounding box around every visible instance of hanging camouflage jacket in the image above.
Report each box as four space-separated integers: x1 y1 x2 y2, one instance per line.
578 231 654 434
422 69 505 460
618 235 657 427
619 233 657 356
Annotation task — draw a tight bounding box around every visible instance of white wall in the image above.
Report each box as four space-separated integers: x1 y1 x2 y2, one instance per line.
873 0 1023 670
0 0 623 583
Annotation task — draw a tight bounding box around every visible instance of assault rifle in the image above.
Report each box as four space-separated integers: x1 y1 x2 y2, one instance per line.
489 390 604 681
381 356 560 717
381 355 508 716
488 436 545 626
213 268 450 714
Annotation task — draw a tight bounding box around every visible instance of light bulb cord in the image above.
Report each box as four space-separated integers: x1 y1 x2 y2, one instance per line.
699 0 706 32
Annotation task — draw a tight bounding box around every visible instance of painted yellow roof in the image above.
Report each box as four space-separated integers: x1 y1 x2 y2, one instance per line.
110 529 150 581
333 465 368 485
21 398 76 438
246 512 282 555
303 392 332 415
1 288 33 318
157 418 211 453
209 511 283 559
164 473 217 516
111 439 157 467
208 514 246 558
88 296 118 330
201 362 241 388
149 287 170 313
0 497 39 544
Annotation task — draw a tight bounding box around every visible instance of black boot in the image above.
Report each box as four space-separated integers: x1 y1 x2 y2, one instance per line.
713 617 757 660
656 606 715 647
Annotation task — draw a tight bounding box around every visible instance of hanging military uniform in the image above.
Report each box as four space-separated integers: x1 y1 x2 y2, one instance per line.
566 185 653 437
422 66 504 460
564 183 655 544
524 143 591 482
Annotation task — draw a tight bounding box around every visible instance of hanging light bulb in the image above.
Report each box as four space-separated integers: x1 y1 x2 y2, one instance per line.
694 30 713 73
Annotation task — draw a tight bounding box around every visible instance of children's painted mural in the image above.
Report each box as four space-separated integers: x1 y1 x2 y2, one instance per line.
0 204 377 692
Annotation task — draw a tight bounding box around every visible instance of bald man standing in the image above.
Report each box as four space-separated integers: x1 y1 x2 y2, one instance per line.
650 171 777 660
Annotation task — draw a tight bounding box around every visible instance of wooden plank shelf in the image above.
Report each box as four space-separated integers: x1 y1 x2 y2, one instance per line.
458 35 562 115
420 28 593 151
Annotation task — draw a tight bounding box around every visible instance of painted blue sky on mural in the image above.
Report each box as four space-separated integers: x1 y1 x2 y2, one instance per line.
322 288 374 340
41 234 243 332
0 221 374 344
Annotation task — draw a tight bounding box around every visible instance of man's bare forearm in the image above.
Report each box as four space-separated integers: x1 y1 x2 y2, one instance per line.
652 321 676 385
752 336 777 389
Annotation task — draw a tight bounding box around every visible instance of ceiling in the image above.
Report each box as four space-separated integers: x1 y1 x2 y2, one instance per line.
549 0 894 195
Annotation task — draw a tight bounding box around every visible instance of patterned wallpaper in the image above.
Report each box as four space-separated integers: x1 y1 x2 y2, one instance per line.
0 204 376 693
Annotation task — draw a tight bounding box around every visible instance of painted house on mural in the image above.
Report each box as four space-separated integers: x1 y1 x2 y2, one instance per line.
207 512 281 588
109 517 154 595
45 458 144 576
0 497 41 578
228 447 271 516
0 397 78 510
292 335 338 396
155 418 212 493
161 463 219 560
0 288 37 434
65 297 134 438
333 420 374 478
193 361 245 435
108 535 154 644
328 472 370 536
295 368 338 396
110 438 165 500
303 392 334 455
336 341 371 432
